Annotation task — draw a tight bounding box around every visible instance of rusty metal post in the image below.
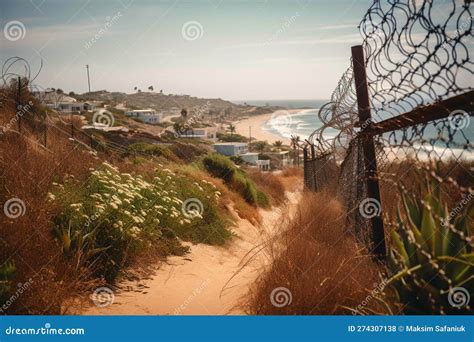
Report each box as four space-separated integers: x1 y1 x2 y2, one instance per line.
351 45 386 258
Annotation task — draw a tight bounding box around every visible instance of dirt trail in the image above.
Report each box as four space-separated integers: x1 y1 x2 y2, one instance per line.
85 190 301 315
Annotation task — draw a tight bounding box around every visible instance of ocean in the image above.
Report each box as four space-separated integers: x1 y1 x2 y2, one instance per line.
234 99 473 160
233 99 332 141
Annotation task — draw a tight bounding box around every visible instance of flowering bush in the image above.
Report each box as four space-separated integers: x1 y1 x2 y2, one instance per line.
50 162 230 281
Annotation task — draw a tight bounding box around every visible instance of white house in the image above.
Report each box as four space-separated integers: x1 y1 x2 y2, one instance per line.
240 152 259 164
256 159 270 171
36 91 97 113
213 142 248 156
125 109 163 124
47 101 96 113
268 151 291 167
177 127 217 141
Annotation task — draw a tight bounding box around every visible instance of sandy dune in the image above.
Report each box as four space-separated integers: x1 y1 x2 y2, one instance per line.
84 190 301 315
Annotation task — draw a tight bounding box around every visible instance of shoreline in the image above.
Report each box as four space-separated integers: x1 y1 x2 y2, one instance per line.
233 109 305 144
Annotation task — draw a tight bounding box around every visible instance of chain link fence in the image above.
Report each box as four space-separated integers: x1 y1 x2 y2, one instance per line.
303 0 473 258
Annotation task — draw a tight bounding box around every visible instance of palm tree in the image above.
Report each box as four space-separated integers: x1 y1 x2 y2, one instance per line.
134 86 137 91
273 140 283 148
227 123 236 136
148 85 154 92
290 135 300 166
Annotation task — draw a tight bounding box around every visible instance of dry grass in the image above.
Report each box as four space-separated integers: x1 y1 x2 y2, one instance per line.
246 169 286 206
278 167 304 192
246 191 388 315
0 118 102 314
378 158 473 219
281 166 303 178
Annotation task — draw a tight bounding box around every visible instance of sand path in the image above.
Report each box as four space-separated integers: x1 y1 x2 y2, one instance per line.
84 190 301 315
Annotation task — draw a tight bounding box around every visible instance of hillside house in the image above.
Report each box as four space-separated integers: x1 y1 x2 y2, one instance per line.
213 142 248 156
125 109 163 124
177 127 217 141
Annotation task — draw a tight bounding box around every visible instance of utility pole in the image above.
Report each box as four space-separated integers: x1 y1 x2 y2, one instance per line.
86 64 91 93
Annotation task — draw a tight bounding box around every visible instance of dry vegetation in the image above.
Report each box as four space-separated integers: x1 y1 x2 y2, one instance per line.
245 169 286 206
0 124 101 314
246 191 389 315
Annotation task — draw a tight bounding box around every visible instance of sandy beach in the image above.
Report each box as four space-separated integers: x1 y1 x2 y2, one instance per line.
233 109 302 144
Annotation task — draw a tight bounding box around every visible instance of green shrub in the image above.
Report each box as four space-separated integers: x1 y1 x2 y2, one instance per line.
128 142 178 162
50 162 231 282
202 153 269 207
256 190 271 208
229 155 244 165
202 153 236 183
386 172 473 314
217 133 248 142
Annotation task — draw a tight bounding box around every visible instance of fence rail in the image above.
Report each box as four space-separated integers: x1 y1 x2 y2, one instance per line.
303 0 473 258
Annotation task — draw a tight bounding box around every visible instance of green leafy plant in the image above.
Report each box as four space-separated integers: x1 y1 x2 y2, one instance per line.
50 162 230 281
387 173 473 314
202 153 270 207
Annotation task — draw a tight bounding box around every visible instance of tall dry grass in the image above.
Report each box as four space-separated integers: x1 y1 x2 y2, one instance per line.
246 191 388 315
246 169 286 206
0 111 102 313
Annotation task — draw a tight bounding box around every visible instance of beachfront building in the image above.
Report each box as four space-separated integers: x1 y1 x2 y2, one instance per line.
240 152 259 164
177 127 217 141
213 142 248 156
256 159 270 171
267 151 291 168
125 109 163 124
36 92 97 113
50 101 97 113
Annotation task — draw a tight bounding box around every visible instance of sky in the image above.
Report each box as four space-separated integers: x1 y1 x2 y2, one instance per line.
2 0 376 100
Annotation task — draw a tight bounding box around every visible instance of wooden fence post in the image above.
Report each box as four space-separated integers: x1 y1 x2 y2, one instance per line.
70 113 75 138
17 76 22 132
311 144 317 192
303 147 308 189
351 45 386 258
